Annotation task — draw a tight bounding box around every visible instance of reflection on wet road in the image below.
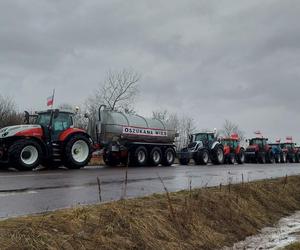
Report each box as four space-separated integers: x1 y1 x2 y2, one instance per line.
0 163 300 218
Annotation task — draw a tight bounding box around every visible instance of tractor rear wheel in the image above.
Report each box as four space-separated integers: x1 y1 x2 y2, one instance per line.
258 153 266 164
8 139 42 171
63 134 92 169
211 146 224 165
237 149 245 164
228 154 235 164
275 154 281 163
281 153 287 163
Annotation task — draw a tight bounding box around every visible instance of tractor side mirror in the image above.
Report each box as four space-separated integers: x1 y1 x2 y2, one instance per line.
245 139 248 143
24 111 30 124
53 109 60 119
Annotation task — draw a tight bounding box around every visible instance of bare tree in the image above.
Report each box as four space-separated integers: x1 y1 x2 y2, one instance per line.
220 119 245 140
0 95 23 128
152 109 195 149
88 69 140 112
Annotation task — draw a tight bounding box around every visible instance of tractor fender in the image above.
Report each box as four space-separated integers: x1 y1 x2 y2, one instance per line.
211 141 222 150
7 136 48 158
59 128 90 142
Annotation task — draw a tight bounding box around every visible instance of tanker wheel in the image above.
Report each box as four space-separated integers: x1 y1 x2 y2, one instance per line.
63 134 92 169
179 157 190 165
228 154 235 164
133 146 148 166
211 146 224 165
237 149 245 164
162 148 175 166
8 139 42 171
149 147 162 166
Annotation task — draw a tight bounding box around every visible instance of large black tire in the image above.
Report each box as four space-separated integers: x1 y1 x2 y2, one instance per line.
132 146 148 166
289 154 296 163
194 149 209 165
296 154 300 163
228 154 235 164
281 153 287 163
267 151 275 164
258 153 266 164
162 147 175 166
149 147 162 166
237 149 245 164
211 146 224 165
63 134 92 169
275 154 281 163
8 139 42 171
179 157 190 165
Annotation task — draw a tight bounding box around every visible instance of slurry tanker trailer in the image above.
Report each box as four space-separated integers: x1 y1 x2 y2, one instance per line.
90 105 177 167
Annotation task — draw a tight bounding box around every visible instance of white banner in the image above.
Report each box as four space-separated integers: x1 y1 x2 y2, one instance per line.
123 126 168 137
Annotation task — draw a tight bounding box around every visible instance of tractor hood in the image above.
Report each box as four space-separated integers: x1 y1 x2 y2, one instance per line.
0 125 43 139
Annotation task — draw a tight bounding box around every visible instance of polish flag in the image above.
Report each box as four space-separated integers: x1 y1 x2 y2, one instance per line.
254 131 261 135
275 139 281 143
47 89 55 107
286 136 293 142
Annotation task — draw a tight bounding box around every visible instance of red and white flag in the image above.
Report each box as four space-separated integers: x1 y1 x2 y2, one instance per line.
286 136 293 142
275 138 281 143
47 89 55 107
254 131 261 135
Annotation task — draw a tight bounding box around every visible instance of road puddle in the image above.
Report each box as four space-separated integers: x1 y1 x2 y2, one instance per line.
224 211 300 249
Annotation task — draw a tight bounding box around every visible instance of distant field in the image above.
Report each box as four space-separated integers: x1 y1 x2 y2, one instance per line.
1 176 300 249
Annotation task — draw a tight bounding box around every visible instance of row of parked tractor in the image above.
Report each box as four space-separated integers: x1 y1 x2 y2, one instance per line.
0 104 298 170
178 132 300 165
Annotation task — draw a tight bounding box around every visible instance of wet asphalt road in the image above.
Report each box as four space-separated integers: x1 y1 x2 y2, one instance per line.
1 163 300 219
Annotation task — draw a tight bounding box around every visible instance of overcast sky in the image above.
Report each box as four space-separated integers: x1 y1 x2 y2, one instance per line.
0 0 300 142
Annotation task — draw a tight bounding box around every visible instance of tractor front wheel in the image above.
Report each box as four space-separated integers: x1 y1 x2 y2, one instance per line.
237 149 245 164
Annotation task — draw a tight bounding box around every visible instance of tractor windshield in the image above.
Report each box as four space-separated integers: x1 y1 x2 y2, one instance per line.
36 113 51 127
250 139 264 147
222 139 238 149
194 133 207 142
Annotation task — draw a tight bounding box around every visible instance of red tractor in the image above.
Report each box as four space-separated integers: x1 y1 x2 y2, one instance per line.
0 109 92 170
221 134 245 164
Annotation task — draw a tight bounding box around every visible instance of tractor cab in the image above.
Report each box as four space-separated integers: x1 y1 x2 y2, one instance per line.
189 132 215 148
248 138 268 150
25 109 75 142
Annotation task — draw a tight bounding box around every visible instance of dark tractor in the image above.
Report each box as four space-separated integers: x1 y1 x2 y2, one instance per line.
280 143 300 163
221 135 245 164
268 143 287 163
178 132 224 165
245 137 274 164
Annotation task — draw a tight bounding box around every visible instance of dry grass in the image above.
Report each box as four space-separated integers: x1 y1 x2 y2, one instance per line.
283 242 300 250
1 176 300 250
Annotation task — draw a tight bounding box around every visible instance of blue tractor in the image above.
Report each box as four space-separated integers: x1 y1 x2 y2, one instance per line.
268 143 287 163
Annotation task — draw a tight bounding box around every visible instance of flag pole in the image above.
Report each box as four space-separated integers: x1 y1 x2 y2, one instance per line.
51 89 55 109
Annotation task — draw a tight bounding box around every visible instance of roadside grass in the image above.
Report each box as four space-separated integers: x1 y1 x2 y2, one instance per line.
283 242 300 250
1 176 300 249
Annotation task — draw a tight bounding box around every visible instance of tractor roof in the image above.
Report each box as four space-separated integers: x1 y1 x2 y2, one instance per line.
37 109 75 115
